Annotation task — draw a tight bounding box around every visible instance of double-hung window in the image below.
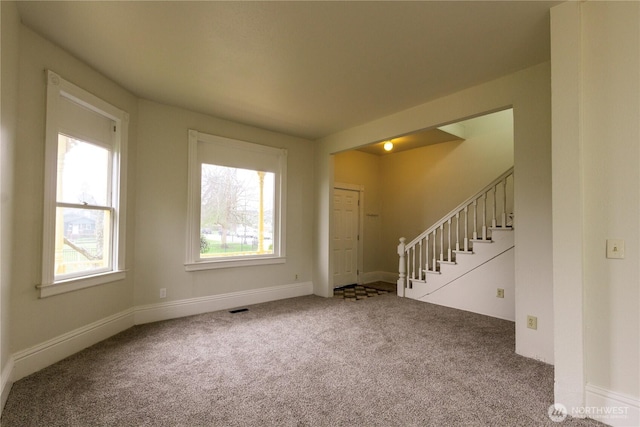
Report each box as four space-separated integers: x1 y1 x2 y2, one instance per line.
40 71 128 297
185 130 286 270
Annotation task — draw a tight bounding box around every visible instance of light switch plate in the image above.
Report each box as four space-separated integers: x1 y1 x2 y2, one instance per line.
606 239 625 259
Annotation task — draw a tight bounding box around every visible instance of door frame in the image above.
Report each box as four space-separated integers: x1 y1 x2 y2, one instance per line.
332 183 364 288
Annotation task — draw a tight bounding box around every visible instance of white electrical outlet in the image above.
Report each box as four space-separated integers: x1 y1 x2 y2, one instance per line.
159 288 167 299
527 315 537 330
497 288 505 298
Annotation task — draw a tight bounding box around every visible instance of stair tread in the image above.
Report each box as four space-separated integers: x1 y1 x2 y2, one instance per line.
453 250 475 254
471 238 493 243
437 260 456 265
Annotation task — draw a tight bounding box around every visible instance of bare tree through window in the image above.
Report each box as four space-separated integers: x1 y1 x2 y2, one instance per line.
200 164 274 257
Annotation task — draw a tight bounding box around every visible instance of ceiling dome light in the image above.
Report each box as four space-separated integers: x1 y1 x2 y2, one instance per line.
383 141 394 151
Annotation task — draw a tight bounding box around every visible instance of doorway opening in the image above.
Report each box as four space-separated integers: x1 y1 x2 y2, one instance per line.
332 184 363 289
330 109 514 308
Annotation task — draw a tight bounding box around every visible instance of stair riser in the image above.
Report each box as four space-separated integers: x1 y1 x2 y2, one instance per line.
405 229 513 297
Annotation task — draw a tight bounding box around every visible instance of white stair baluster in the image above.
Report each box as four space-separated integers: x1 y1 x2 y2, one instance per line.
492 185 497 228
432 230 437 270
455 212 460 251
418 240 423 280
439 224 444 262
472 200 478 240
425 234 430 272
447 218 452 261
464 206 469 251
411 246 416 280
482 193 487 240
502 178 507 228
407 250 410 288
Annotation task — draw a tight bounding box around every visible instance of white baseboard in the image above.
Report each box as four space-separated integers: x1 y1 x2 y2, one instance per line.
7 282 313 388
584 383 640 427
378 271 398 283
11 309 135 383
134 281 313 325
0 356 14 416
2 280 312 412
361 271 396 285
6 282 313 389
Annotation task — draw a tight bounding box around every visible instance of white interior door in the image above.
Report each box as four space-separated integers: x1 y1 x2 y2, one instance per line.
333 188 359 288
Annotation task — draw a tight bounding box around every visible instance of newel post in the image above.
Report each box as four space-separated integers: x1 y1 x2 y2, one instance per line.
397 237 406 297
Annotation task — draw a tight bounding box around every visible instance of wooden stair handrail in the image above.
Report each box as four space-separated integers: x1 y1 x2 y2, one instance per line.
405 167 513 249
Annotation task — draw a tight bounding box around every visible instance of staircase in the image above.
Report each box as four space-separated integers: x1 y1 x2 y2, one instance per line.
397 167 515 319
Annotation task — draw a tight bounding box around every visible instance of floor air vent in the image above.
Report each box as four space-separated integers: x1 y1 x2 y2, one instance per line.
229 308 249 314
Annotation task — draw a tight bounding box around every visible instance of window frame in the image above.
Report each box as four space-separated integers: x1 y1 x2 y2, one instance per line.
39 70 128 298
55 135 114 281
185 130 287 271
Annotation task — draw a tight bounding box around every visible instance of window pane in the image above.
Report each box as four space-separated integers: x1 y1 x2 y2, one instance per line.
57 134 110 206
200 164 275 258
55 207 111 277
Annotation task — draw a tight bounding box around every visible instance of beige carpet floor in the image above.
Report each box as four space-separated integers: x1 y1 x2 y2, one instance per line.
2 294 604 426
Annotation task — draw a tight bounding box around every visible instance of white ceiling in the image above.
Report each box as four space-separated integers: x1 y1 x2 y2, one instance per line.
16 1 558 141
356 107 513 155
356 127 463 156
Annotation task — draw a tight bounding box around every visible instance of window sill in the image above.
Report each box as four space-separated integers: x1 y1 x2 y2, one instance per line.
185 256 286 271
38 270 126 298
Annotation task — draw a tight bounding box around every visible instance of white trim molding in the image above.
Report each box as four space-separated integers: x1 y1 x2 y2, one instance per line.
134 282 313 325
1 356 14 416
11 309 134 382
40 70 129 297
4 282 313 409
361 271 397 285
185 130 287 271
185 256 285 272
38 270 126 298
583 384 640 427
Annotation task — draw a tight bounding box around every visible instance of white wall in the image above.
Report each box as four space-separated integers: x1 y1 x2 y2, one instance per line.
552 2 640 424
511 63 554 365
420 247 515 322
6 4 637 423
10 24 138 355
334 112 513 278
379 111 513 273
582 1 639 402
314 63 555 363
0 20 315 387
0 0 20 409
550 0 586 413
0 18 315 388
134 100 315 306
